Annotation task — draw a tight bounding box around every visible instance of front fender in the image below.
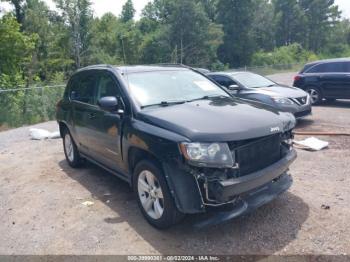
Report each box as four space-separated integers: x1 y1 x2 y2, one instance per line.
123 119 204 214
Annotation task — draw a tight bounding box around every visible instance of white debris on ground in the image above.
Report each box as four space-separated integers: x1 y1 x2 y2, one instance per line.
81 201 94 207
294 137 329 151
29 128 60 140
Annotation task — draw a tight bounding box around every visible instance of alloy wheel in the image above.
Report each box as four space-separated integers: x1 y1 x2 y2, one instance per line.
307 89 319 104
64 133 74 162
137 170 164 220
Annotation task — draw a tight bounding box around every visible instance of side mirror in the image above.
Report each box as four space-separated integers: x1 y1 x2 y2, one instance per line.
228 84 240 91
71 91 78 100
98 96 118 111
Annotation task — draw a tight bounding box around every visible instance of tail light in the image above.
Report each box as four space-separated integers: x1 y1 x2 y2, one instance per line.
294 75 301 82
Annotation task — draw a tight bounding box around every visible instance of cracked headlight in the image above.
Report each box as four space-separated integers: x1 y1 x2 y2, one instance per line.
272 97 294 105
180 142 234 168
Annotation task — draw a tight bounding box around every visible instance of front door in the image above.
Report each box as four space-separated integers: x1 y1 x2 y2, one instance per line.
87 71 125 173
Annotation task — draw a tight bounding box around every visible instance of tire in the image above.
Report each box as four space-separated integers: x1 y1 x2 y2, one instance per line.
133 160 184 229
306 87 323 105
62 128 82 168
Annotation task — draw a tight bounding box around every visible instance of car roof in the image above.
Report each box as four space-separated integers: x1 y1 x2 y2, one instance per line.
75 64 191 75
305 57 350 66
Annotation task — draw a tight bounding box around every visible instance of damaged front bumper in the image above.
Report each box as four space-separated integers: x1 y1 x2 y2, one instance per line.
191 149 297 228
162 146 297 217
209 149 297 203
194 172 293 229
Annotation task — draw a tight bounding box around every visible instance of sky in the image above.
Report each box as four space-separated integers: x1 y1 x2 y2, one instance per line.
0 0 350 19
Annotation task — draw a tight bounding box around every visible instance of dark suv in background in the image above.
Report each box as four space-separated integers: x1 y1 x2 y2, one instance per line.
293 58 350 104
56 65 297 229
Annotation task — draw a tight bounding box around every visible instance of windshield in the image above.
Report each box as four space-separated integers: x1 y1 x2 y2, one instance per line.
231 72 275 88
126 70 229 107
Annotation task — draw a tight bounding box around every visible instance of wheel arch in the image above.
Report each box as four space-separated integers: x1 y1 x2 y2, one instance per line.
58 121 69 138
127 146 204 214
305 84 323 95
127 147 162 181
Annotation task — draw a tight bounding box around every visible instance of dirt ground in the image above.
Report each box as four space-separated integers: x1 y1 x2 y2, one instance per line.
0 73 349 255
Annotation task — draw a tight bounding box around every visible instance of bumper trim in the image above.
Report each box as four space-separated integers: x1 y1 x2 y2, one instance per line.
194 173 293 229
217 149 297 201
294 109 312 119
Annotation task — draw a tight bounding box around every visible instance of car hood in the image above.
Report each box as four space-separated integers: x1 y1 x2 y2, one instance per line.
137 97 296 142
248 85 307 98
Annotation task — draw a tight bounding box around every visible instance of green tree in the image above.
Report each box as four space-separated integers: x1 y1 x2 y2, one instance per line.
197 0 217 21
0 15 36 77
140 0 223 66
21 0 71 81
121 0 135 23
216 0 255 67
0 15 38 126
88 13 123 64
252 0 275 51
0 0 26 24
300 0 341 52
322 19 350 57
54 0 93 68
274 0 306 47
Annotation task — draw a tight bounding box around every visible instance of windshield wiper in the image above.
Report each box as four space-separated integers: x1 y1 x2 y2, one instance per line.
141 95 227 108
141 100 186 109
187 95 227 102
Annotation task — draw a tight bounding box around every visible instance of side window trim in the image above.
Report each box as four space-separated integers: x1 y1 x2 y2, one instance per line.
305 63 322 74
305 61 349 74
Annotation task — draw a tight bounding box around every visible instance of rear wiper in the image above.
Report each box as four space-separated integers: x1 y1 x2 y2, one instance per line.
141 100 186 109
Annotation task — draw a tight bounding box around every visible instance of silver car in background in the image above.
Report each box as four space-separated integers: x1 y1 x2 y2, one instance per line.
207 71 312 119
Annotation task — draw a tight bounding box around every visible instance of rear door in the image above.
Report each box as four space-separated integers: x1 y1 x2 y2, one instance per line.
70 71 99 154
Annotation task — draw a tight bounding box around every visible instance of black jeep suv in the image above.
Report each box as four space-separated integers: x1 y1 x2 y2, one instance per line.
56 65 297 229
293 58 350 104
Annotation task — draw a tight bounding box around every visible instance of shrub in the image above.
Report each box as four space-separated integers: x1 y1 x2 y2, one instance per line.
251 43 319 66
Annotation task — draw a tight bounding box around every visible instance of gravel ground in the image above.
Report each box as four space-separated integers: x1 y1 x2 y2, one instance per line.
0 73 349 255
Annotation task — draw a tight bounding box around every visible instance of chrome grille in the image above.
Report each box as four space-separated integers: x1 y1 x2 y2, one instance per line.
293 96 308 105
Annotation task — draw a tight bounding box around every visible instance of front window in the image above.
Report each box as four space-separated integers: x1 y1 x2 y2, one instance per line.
231 72 275 88
125 70 229 107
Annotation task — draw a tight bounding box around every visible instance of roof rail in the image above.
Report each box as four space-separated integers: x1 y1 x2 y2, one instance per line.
76 64 114 72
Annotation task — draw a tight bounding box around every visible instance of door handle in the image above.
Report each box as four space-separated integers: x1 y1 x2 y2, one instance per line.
88 113 97 119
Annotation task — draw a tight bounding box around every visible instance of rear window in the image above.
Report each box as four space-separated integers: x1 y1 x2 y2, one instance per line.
300 64 315 73
306 62 348 73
